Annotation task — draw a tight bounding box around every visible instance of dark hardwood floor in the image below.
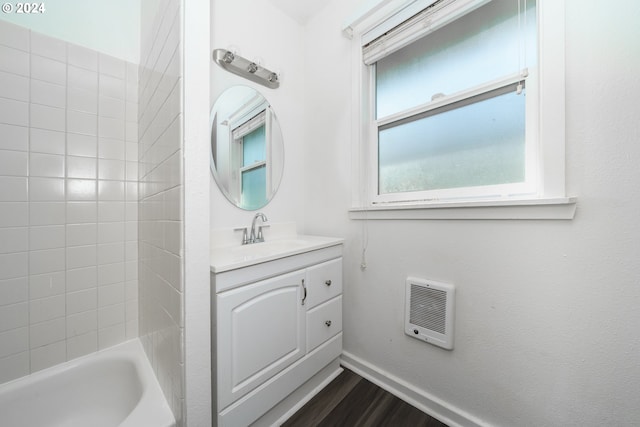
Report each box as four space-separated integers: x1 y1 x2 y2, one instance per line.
282 368 449 427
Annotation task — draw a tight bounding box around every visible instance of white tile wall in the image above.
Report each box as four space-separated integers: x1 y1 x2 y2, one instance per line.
0 351 29 384
29 153 65 178
0 23 28 51
0 71 29 102
68 66 98 92
0 123 29 151
30 129 65 155
0 48 29 79
0 20 139 381
0 98 29 127
0 328 29 358
30 79 66 108
139 0 184 424
67 134 97 158
0 277 28 305
31 56 66 85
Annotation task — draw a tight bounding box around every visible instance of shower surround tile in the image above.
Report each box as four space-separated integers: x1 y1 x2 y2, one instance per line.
30 129 65 155
0 123 28 152
0 97 28 126
0 71 29 102
30 31 66 62
0 45 29 76
30 79 66 108
139 0 184 423
0 20 139 386
68 44 98 71
0 20 29 51
0 150 28 177
0 177 28 202
0 277 28 306
31 55 66 85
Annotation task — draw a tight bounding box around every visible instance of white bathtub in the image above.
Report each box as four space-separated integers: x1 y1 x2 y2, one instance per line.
0 339 176 427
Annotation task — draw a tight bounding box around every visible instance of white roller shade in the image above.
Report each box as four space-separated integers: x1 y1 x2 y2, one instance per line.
232 110 266 140
362 0 492 65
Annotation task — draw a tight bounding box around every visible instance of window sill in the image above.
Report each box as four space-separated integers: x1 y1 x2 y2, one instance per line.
349 197 577 220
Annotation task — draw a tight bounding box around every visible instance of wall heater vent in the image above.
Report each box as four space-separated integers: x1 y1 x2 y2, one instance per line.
405 277 455 350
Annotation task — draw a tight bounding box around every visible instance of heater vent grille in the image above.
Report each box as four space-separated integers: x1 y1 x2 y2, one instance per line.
409 284 447 334
405 277 455 350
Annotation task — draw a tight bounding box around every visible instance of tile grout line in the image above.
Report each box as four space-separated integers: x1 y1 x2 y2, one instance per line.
26 26 31 376
63 35 68 365
96 50 101 351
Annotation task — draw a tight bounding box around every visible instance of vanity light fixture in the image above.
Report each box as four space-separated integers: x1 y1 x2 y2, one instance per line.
212 48 280 89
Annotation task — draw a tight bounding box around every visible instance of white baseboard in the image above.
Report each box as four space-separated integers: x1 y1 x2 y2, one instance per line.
340 351 490 427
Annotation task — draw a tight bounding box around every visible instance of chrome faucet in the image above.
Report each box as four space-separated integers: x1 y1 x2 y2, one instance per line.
249 212 268 244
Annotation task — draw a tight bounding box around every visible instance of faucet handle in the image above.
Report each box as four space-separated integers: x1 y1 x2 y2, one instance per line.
233 227 249 245
256 224 270 242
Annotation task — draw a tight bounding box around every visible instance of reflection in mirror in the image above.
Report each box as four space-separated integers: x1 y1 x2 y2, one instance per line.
210 86 284 210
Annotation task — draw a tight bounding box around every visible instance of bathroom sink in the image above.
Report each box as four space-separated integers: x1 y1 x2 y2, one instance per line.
210 235 344 273
228 239 310 256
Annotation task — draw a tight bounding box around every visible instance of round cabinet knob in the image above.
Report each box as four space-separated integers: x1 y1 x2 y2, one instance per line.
325 320 332 327
325 280 332 286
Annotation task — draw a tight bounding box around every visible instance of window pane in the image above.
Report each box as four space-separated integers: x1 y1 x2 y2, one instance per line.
242 124 266 167
378 90 526 195
241 164 267 210
376 0 536 118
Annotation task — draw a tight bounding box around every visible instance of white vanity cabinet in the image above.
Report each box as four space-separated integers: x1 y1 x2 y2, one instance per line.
211 239 343 427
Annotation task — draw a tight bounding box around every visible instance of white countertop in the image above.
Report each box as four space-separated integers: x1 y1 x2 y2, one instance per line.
210 235 344 273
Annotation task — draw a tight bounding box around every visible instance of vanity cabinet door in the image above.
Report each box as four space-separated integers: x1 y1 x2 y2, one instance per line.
217 269 306 410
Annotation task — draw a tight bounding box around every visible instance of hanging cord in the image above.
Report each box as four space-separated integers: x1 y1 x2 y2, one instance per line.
359 87 369 271
355 49 369 271
360 88 369 271
517 0 521 72
360 203 369 270
523 0 527 70
516 0 528 94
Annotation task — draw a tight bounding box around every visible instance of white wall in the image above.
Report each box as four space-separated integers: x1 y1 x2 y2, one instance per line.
183 0 212 425
0 20 139 384
303 1 640 426
210 0 307 233
0 0 140 63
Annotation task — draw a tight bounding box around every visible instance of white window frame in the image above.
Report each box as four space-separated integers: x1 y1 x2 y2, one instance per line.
346 0 575 220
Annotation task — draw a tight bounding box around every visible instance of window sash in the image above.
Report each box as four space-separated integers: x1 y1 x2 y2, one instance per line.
376 70 528 127
377 86 530 198
240 163 267 210
240 160 267 174
368 68 538 204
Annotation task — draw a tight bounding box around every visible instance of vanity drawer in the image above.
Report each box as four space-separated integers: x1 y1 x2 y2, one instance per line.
305 257 342 309
307 295 342 352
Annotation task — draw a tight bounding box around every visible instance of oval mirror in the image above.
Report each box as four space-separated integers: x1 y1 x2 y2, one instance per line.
210 86 284 210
